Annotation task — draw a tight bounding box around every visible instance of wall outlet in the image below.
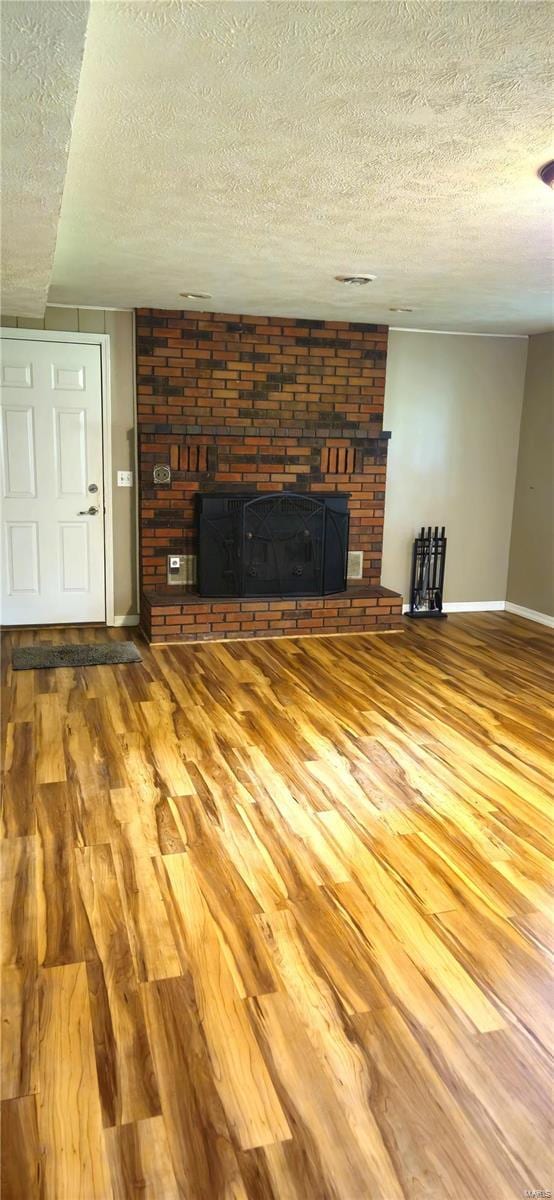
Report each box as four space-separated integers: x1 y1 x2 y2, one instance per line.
167 554 197 585
117 470 133 487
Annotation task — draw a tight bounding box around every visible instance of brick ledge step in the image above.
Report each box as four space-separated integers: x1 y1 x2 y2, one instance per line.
143 583 401 607
141 583 403 643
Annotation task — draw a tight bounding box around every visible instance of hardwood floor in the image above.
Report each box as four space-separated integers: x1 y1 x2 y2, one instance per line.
1 614 552 1199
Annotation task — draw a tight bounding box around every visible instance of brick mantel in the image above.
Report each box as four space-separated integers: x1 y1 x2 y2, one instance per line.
136 308 401 641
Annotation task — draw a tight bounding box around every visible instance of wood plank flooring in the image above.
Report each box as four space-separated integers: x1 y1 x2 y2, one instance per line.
1 614 552 1199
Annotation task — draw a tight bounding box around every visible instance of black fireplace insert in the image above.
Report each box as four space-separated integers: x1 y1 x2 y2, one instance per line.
197 492 349 597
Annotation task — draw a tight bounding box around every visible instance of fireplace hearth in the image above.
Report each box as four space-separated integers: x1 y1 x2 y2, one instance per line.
137 307 403 642
197 492 349 598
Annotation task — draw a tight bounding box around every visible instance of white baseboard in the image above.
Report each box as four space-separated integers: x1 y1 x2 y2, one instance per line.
504 602 554 628
402 600 504 614
443 600 506 613
114 605 552 629
400 598 553 628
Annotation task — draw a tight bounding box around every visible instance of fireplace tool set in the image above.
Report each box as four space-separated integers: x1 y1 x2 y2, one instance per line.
408 526 447 618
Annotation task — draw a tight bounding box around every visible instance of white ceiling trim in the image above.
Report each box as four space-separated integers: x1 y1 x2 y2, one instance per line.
47 302 134 312
389 328 529 339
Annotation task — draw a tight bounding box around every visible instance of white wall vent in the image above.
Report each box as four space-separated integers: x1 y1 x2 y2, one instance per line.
347 550 363 580
167 554 197 585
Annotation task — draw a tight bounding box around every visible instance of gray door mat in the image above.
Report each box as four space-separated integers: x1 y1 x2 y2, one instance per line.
12 641 142 671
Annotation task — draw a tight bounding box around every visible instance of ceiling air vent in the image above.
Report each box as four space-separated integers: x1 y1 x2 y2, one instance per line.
335 274 376 286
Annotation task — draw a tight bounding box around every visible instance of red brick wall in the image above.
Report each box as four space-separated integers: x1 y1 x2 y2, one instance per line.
141 587 402 644
136 309 391 593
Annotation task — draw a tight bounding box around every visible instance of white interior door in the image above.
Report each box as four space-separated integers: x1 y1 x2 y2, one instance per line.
1 337 106 625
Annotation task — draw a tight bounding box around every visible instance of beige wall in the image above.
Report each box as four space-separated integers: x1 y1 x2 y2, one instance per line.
381 330 528 604
507 331 554 618
3 312 537 617
1 306 137 618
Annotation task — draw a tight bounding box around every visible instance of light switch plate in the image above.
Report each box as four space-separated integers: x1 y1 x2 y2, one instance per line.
117 470 133 487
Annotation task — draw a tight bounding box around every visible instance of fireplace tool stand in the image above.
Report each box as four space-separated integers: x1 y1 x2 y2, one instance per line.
408 526 447 618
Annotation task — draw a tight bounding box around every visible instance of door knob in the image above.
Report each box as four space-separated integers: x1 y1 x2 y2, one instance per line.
77 506 99 516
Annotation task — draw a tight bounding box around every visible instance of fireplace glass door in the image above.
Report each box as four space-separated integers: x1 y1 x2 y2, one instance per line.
242 494 324 596
197 492 349 598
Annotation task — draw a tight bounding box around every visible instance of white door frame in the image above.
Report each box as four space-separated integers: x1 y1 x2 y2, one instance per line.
0 327 115 625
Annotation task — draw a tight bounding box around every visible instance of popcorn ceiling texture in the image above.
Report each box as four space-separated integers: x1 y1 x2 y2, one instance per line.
1 0 89 317
50 0 553 333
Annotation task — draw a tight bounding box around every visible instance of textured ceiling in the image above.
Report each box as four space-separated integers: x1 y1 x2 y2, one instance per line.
1 0 90 317
22 1 554 331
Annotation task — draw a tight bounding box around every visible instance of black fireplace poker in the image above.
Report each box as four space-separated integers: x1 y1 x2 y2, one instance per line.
407 526 447 618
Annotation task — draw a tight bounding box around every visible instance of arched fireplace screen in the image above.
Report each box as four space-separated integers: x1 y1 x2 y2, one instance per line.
197 491 349 597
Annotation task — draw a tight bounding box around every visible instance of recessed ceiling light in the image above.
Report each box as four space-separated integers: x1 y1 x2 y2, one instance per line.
389 306 414 312
180 291 212 300
335 274 376 286
538 160 554 189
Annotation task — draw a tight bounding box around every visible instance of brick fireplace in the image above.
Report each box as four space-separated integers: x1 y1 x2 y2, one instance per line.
136 308 402 642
